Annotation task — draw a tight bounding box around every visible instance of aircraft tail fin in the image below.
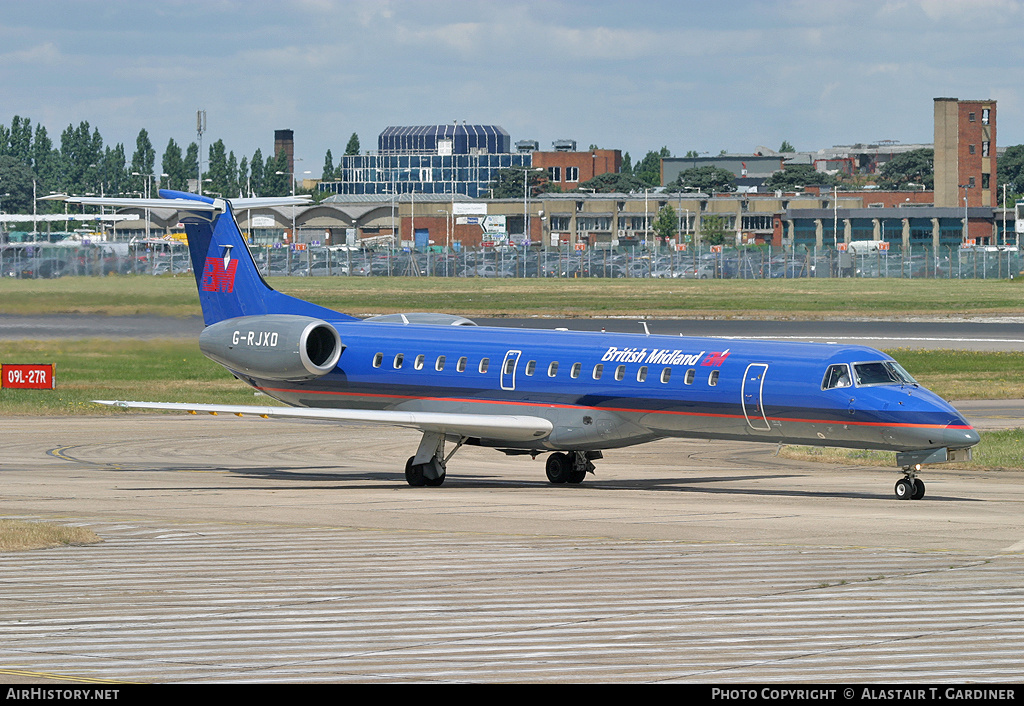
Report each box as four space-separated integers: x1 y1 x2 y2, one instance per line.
160 190 355 325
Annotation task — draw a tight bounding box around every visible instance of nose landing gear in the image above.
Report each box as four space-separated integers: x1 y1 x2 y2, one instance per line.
895 468 926 500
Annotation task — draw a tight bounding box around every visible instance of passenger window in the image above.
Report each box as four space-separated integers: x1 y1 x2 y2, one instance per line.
525 360 536 376
615 365 625 381
548 361 559 377
684 369 694 385
414 354 424 370
503 357 515 375
435 355 446 371
457 356 467 372
393 353 404 369
571 362 581 379
661 367 672 383
709 370 719 386
637 366 648 382
592 364 603 380
821 364 852 390
479 358 489 374
373 352 383 368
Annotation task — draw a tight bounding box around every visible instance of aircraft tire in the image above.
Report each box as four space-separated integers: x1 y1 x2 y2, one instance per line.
894 478 914 500
911 479 926 500
567 469 587 484
405 456 426 487
546 453 571 484
425 472 446 487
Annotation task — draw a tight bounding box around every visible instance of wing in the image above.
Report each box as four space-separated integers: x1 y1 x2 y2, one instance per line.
93 400 553 442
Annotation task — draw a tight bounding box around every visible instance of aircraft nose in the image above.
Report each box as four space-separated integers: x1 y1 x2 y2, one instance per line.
947 425 980 449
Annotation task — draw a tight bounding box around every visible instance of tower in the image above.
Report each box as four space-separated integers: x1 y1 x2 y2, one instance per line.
934 98 996 208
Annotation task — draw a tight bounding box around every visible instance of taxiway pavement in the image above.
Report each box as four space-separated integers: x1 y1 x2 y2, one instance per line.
2 416 1022 683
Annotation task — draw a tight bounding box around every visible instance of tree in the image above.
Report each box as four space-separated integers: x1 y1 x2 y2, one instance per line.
577 171 647 193
700 215 730 246
183 142 199 192
779 140 795 153
129 128 155 195
621 152 632 175
322 148 335 181
101 143 128 198
0 156 36 213
487 168 548 198
238 156 249 197
763 163 835 190
997 145 1024 199
31 124 59 194
633 147 670 186
345 132 360 156
263 149 290 196
226 150 239 197
59 121 103 195
249 147 264 196
877 148 933 190
652 204 678 243
8 116 33 165
204 138 229 196
666 165 736 193
161 138 187 192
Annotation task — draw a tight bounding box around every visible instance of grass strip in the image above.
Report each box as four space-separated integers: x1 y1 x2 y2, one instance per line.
779 428 1024 471
4 275 1024 319
0 339 281 415
0 519 102 552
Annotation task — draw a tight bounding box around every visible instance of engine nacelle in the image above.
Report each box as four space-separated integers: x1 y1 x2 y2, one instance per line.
199 315 343 381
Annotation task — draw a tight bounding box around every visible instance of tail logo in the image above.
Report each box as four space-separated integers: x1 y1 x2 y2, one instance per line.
700 349 731 367
201 251 238 293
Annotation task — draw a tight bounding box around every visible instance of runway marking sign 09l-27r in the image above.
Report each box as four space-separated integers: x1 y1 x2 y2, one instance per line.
2 364 55 389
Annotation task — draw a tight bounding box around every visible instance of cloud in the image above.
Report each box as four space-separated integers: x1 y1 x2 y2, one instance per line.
0 42 61 67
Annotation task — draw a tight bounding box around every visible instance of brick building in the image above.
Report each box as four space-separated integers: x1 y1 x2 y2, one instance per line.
529 146 622 191
934 97 996 209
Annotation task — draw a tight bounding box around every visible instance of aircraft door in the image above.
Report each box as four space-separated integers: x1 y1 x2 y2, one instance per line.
742 363 771 431
501 350 521 390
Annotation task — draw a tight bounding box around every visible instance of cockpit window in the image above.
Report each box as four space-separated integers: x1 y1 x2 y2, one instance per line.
822 364 852 390
852 361 916 387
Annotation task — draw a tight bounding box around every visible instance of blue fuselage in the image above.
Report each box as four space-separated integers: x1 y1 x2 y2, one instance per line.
240 320 978 454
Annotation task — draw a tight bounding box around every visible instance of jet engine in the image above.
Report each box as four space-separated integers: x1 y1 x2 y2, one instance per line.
199 315 343 381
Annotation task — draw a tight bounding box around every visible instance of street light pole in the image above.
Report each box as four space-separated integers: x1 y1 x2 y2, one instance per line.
959 183 973 243
513 166 543 247
1003 182 1008 245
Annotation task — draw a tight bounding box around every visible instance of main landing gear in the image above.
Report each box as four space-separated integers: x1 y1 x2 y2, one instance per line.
545 451 597 485
895 467 926 500
403 438 601 488
405 431 466 487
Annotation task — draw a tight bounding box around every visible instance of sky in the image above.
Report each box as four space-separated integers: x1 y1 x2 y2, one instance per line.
3 0 1024 172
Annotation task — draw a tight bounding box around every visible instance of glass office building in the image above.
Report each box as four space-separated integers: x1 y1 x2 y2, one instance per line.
320 125 531 198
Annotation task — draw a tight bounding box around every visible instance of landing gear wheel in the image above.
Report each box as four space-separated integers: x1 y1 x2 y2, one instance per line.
894 478 914 500
425 472 446 487
405 456 426 487
911 478 925 500
567 469 587 484
546 452 572 484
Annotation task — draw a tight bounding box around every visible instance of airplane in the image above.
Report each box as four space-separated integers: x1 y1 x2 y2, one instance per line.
63 189 979 499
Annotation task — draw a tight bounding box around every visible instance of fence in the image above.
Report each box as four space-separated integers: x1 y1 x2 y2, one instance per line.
3 242 1022 280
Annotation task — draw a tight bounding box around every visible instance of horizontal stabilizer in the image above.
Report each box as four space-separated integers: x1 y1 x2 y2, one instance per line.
94 400 553 441
62 196 220 211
